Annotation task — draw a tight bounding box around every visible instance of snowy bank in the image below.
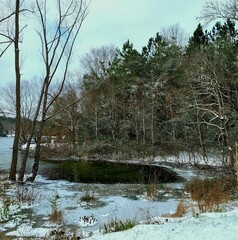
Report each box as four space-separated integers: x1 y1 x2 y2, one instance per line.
87 208 238 240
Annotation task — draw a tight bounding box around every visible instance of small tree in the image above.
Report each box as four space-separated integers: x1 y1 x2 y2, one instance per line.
49 81 81 149
10 0 21 181
19 0 89 182
0 0 35 181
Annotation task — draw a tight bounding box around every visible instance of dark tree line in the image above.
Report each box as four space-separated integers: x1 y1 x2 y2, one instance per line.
50 19 238 168
1 0 238 182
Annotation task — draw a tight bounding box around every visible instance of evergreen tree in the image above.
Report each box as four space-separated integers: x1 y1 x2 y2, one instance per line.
187 23 208 52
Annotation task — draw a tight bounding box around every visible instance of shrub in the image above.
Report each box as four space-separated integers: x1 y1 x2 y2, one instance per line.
102 219 135 233
171 201 186 217
48 194 63 225
80 191 97 203
185 177 233 213
0 198 11 221
44 228 82 240
162 200 187 218
146 183 157 198
15 185 38 205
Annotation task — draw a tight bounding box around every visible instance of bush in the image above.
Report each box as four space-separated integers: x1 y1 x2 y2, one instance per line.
162 200 187 218
102 219 135 233
80 191 98 203
15 185 38 205
48 194 63 225
171 201 186 217
185 177 234 213
0 198 11 221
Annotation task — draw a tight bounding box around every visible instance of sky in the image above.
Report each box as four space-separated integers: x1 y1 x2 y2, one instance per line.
0 0 208 88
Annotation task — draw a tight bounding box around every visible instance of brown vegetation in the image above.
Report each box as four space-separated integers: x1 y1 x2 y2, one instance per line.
185 178 234 213
162 200 187 218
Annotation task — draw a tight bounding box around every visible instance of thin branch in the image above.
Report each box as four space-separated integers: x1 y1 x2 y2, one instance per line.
197 0 238 25
46 6 89 111
0 11 15 23
45 77 105 121
0 32 14 42
0 42 12 57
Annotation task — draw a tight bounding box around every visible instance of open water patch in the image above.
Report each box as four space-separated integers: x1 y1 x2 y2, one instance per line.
42 160 182 184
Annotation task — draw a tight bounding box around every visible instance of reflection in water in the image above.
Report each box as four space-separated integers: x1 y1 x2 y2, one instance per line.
43 160 182 184
1 137 182 184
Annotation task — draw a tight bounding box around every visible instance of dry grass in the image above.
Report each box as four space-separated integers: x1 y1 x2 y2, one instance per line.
185 178 233 213
49 209 63 225
48 194 63 225
162 200 187 218
171 201 186 217
15 185 38 205
146 183 157 198
80 191 98 203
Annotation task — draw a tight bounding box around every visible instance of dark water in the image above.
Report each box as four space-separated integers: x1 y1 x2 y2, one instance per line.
0 137 182 184
42 160 182 184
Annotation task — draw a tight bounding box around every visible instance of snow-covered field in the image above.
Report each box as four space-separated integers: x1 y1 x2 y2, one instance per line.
87 208 238 240
1 137 237 239
0 171 238 240
0 175 181 239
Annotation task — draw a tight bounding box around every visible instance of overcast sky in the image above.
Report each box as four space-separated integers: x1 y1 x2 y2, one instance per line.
0 0 208 88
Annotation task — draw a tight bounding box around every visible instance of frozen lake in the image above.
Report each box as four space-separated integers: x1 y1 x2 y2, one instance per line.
0 136 182 184
0 136 14 172
0 136 183 239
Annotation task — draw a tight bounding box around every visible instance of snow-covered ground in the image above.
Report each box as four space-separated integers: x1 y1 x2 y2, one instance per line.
0 171 237 240
1 138 237 240
87 208 238 240
0 175 181 239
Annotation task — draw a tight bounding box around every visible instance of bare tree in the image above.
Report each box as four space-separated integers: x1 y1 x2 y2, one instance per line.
48 81 81 149
0 1 34 58
198 0 238 24
9 0 21 181
0 2 15 57
0 0 35 181
161 23 188 46
18 0 90 182
1 79 40 143
78 45 116 139
186 49 235 167
80 45 116 81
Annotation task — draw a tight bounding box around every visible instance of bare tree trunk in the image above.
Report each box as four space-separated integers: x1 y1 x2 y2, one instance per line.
236 142 238 188
30 120 45 181
25 0 89 182
195 107 208 164
151 100 154 146
142 109 146 144
18 80 46 182
29 75 49 181
95 103 98 138
9 0 20 181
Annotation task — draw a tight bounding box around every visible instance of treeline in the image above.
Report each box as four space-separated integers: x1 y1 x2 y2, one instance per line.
50 20 238 165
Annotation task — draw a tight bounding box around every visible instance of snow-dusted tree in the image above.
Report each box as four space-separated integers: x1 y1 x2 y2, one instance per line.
185 20 238 168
